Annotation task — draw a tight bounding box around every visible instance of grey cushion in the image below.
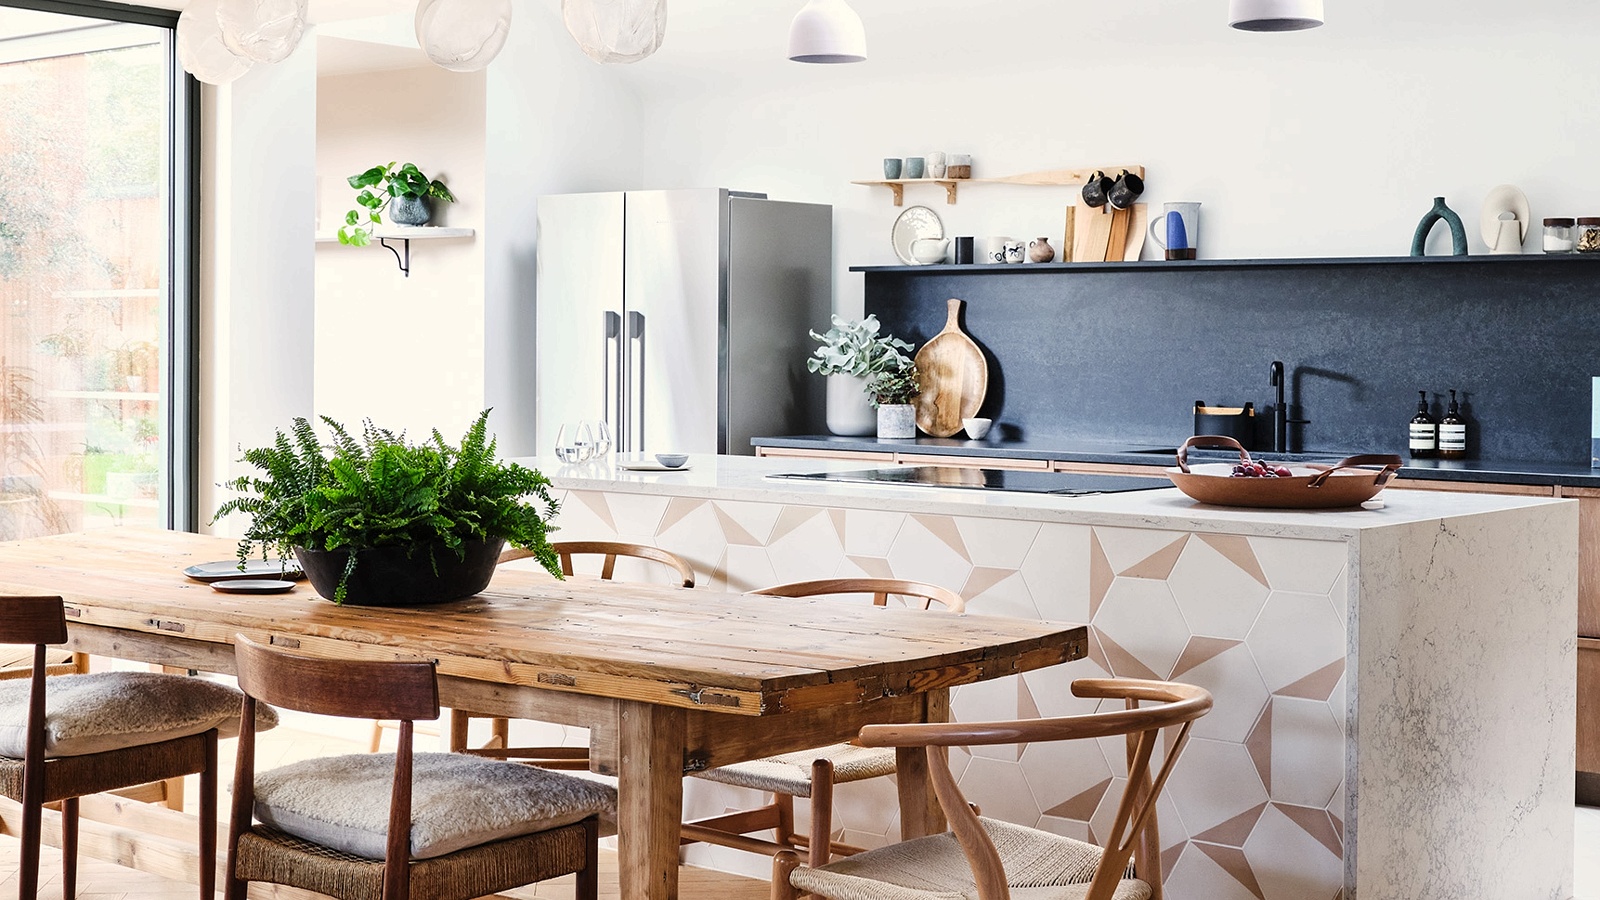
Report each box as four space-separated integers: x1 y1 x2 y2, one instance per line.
0 671 276 758
253 752 616 861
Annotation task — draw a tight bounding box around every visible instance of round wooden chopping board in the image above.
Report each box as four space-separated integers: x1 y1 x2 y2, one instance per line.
914 298 988 437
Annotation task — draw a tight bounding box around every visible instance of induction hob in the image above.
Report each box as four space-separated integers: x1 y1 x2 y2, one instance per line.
770 467 1168 496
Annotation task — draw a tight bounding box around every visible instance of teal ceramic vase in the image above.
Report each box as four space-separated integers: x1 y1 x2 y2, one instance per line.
1411 197 1468 257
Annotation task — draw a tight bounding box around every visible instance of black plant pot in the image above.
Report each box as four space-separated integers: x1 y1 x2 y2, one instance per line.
293 538 504 606
389 195 432 226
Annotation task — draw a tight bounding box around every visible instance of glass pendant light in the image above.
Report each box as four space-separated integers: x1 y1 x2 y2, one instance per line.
788 0 866 64
216 0 308 64
415 0 513 72
562 0 667 65
177 0 252 85
1228 0 1324 31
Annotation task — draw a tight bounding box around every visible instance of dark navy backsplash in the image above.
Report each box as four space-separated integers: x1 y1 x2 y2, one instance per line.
861 257 1600 464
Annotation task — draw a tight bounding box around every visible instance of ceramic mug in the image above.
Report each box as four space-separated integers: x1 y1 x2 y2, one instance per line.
904 157 926 179
1003 240 1026 264
927 151 947 179
1149 202 1202 252
953 236 976 264
883 158 903 180
981 236 1013 265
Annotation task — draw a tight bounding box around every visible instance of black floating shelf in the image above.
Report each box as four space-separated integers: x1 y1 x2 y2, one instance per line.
849 254 1600 274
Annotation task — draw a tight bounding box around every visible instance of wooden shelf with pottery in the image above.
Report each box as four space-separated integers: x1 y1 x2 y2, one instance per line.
852 165 1144 207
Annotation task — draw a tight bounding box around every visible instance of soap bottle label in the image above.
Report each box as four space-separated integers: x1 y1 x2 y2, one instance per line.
1439 424 1466 452
1409 423 1437 450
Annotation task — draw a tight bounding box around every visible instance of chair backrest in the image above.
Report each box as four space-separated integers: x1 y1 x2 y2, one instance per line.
501 540 696 588
231 636 439 896
2 596 68 806
856 678 1212 900
751 578 966 613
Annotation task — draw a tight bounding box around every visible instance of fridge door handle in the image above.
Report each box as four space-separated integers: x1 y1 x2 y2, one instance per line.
604 311 623 446
627 311 646 451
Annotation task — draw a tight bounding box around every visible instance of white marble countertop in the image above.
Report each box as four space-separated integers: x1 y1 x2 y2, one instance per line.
513 453 1569 541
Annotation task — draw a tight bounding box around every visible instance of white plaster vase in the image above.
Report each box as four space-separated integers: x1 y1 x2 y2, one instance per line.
876 403 916 439
826 374 875 436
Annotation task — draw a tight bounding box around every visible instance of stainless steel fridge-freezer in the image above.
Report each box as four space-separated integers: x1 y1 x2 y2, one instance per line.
534 189 832 456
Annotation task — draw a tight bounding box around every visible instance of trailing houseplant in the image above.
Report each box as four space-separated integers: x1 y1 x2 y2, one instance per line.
806 315 915 437
338 161 457 247
867 362 920 439
214 410 562 605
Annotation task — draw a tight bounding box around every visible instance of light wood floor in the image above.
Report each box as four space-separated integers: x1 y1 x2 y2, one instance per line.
0 716 768 900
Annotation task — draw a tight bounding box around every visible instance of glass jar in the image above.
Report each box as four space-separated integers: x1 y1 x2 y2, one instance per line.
1576 218 1600 253
1545 218 1577 253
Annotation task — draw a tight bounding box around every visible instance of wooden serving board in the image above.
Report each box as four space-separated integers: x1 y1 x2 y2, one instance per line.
914 298 988 437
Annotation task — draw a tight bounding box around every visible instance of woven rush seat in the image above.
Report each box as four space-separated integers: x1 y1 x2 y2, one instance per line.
693 743 896 797
0 671 275 758
790 817 1151 900
253 751 615 860
0 644 76 679
235 823 593 900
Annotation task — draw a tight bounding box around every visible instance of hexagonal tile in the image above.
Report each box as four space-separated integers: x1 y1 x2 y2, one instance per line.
1019 523 1093 623
1245 591 1345 693
1018 732 1115 815
1166 738 1269 836
1242 802 1345 900
842 509 906 557
1169 538 1272 640
886 517 974 594
962 570 1040 620
1092 579 1191 680
653 500 726 577
826 768 902 838
552 489 619 538
952 675 1023 761
1267 697 1343 808
720 544 778 593
710 500 784 545
1166 841 1266 900
957 756 1042 828
1249 537 1347 594
1021 654 1110 721
1093 526 1190 574
953 516 1042 569
765 508 846 584
603 491 670 540
1173 640 1271 743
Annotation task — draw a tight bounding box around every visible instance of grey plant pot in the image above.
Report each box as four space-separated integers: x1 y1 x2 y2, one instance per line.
390 195 432 226
877 404 917 439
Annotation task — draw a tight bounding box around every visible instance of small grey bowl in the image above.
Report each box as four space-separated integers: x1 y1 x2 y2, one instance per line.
654 453 689 468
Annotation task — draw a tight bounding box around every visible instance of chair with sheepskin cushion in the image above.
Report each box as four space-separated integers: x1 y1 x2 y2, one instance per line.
227 634 615 900
0 595 270 900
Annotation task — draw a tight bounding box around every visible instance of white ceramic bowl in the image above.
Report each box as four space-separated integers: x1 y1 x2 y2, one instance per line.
654 453 689 468
962 417 992 440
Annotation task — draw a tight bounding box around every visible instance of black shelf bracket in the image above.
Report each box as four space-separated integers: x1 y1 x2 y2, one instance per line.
378 237 411 277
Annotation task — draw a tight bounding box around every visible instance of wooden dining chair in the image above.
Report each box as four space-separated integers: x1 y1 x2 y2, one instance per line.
438 540 697 767
227 635 613 900
0 595 260 900
773 678 1214 900
681 577 964 869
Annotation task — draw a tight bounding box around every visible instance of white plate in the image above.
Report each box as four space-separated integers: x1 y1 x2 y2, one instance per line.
891 206 944 265
618 461 693 472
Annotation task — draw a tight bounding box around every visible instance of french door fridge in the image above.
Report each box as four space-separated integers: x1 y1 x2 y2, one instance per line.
535 189 832 455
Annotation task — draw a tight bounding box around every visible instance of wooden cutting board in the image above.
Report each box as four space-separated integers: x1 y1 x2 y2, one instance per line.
1072 203 1117 263
914 298 988 437
1123 203 1148 261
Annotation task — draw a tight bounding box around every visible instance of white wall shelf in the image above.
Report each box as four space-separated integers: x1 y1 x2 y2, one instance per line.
313 226 475 277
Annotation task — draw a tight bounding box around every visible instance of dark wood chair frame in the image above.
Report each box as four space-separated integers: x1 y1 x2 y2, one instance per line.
1 595 218 900
227 635 599 900
680 577 965 869
771 678 1214 900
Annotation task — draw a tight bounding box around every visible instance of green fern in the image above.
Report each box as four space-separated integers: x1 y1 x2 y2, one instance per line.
213 410 562 602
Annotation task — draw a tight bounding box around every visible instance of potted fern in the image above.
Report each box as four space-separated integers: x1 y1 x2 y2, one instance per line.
867 363 920 439
214 410 562 606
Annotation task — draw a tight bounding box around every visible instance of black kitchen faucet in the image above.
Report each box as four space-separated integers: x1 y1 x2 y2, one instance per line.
1268 360 1311 453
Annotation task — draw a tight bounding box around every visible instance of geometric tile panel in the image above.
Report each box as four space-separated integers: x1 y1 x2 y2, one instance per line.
549 491 1349 897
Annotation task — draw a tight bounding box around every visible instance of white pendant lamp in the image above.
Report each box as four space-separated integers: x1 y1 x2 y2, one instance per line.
415 0 513 72
562 0 667 65
216 0 308 63
788 0 865 64
176 0 252 85
1228 0 1323 31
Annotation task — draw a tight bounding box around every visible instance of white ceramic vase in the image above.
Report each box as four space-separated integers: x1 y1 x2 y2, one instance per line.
826 375 876 436
877 404 916 439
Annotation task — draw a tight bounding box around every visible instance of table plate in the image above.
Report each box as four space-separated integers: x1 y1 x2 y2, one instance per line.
618 461 694 472
183 559 304 582
210 579 298 594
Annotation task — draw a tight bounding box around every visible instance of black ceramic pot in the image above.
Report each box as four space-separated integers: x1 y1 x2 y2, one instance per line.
293 538 504 606
389 195 432 226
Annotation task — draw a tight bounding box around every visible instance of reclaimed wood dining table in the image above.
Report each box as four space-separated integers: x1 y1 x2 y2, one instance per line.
0 528 1089 900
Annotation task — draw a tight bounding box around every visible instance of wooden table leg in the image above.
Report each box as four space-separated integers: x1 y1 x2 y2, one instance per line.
896 688 949 839
616 700 687 900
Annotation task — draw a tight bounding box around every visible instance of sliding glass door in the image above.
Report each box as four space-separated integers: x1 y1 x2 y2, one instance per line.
0 1 195 536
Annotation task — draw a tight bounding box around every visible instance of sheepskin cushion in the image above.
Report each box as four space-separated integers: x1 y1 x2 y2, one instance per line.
0 671 275 758
253 752 617 861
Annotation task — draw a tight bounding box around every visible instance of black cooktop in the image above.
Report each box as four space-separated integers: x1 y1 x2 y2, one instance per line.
770 467 1168 496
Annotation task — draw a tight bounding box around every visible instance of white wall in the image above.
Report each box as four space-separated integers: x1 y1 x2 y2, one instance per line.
199 41 317 535
482 1 643 457
627 2 1600 319
314 64 488 439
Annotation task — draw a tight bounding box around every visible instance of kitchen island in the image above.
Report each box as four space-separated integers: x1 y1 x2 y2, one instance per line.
518 453 1577 900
